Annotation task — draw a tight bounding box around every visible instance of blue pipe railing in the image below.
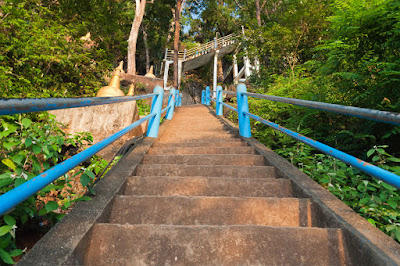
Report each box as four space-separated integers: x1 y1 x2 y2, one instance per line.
0 85 180 216
203 83 400 189
0 94 156 116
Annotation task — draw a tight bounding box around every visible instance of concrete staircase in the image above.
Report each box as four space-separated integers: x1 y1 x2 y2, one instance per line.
83 105 348 265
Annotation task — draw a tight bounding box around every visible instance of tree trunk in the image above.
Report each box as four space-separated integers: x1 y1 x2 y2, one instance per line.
141 25 150 73
255 0 262 27
173 0 183 88
127 0 147 75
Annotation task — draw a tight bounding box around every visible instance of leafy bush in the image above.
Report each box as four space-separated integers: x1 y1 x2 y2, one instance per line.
0 112 107 264
275 140 400 242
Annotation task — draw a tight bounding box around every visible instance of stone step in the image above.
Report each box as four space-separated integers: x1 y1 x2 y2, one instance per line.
135 164 276 178
124 176 293 197
147 146 257 155
85 224 347 265
142 154 265 166
152 141 248 148
158 132 236 141
109 196 311 227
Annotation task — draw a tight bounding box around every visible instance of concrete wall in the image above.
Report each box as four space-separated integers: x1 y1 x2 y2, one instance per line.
50 101 144 160
121 74 164 91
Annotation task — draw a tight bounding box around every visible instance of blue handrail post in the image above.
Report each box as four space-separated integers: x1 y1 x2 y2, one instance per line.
237 83 251 138
206 86 211 105
201 90 205 104
166 88 176 120
179 93 182 106
147 86 164 138
174 90 179 107
216 85 223 116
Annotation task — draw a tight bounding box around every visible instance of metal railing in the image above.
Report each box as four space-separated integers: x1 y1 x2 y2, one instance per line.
184 33 239 61
0 86 182 216
202 84 400 189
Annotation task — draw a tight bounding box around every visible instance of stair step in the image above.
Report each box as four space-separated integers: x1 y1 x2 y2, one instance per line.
147 146 257 155
109 196 311 227
152 141 248 148
86 224 347 265
142 154 265 166
158 132 236 142
124 176 293 197
135 164 276 178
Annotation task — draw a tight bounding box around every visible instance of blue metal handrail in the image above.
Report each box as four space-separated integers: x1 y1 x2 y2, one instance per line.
243 92 400 126
221 90 236 96
203 83 400 189
0 85 180 216
0 114 154 215
0 94 156 116
221 102 237 112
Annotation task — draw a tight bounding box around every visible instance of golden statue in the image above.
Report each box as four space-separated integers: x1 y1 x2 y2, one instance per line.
127 84 135 96
144 65 156 79
96 61 125 97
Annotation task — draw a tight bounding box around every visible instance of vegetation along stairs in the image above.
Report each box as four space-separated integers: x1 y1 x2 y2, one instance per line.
19 104 400 265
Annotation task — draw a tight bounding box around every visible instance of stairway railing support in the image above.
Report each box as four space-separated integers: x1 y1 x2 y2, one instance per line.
206 86 211 106
216 85 223 116
201 90 206 104
237 84 251 138
166 88 175 120
147 86 164 137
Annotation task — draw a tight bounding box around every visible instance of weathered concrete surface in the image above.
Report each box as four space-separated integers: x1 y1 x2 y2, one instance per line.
135 164 276 178
85 224 346 266
152 140 247 148
50 101 144 160
142 154 265 166
124 176 293 197
109 196 312 227
16 119 172 266
147 146 257 154
121 73 163 90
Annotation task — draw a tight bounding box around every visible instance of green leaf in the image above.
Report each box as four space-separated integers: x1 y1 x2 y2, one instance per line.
366 148 375 158
8 249 22 257
0 225 13 237
0 173 11 180
388 200 397 209
11 155 24 165
38 208 46 216
77 195 92 202
45 201 59 212
3 142 19 151
21 118 32 128
3 215 16 226
25 138 32 147
85 169 95 179
14 178 26 187
80 174 91 187
0 248 14 264
0 179 13 189
32 145 41 155
387 157 400 163
367 218 376 226
1 159 16 171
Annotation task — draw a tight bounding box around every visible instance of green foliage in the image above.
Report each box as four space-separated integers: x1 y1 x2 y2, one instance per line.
276 142 400 242
0 0 111 98
0 112 110 264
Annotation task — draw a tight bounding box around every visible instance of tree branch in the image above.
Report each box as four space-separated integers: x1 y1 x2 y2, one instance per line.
232 0 247 10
